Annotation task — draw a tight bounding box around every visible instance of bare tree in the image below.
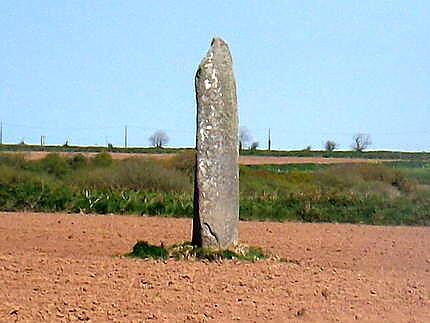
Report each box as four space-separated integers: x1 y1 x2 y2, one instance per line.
149 130 169 148
250 141 259 151
325 140 338 152
352 133 372 152
239 127 252 151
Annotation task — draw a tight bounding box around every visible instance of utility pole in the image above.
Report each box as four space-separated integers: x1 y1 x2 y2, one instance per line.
268 128 271 152
40 135 46 147
124 125 128 149
0 121 3 145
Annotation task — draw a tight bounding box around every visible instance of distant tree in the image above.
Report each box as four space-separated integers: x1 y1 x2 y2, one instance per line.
325 140 338 152
149 130 169 148
239 127 252 151
107 143 114 151
352 133 372 152
250 141 259 151
304 145 312 151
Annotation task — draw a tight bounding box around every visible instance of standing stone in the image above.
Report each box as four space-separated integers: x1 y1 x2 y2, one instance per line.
192 38 239 249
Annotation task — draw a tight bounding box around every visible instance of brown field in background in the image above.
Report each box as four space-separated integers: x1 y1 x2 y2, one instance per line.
0 212 428 322
4 151 388 165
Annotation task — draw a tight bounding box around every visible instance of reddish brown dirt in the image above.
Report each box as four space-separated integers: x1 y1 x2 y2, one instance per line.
0 212 428 322
6 151 389 165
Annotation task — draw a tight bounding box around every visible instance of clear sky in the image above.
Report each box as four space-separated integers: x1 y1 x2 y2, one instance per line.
1 1 429 151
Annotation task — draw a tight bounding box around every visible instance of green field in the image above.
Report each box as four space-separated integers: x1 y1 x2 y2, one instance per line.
2 143 430 161
0 151 429 226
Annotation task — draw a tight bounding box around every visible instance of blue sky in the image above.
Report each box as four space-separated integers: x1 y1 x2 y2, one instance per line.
1 1 429 151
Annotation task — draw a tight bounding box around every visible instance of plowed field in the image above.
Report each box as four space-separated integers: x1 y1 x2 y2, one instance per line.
0 212 428 322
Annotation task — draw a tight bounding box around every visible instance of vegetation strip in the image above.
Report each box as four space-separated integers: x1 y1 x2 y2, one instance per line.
128 241 267 261
2 143 430 161
0 151 429 225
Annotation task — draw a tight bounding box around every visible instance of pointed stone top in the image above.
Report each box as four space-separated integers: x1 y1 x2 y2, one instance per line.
209 37 230 55
197 37 233 75
211 37 227 47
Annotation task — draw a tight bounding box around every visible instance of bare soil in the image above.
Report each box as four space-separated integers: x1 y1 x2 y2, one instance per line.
8 151 388 165
0 212 428 322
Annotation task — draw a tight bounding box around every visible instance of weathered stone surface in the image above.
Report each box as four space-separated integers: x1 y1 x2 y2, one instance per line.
192 38 239 249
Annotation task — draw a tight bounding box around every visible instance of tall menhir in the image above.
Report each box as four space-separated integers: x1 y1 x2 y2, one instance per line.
192 38 239 249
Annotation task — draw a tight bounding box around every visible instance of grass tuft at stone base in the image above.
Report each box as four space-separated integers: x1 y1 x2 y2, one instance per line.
130 240 168 260
128 241 267 262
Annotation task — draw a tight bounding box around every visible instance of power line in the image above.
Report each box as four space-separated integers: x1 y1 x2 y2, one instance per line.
1 119 429 149
3 119 429 136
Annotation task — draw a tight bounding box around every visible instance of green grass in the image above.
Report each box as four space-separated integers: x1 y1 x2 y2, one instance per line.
247 163 330 173
2 143 430 161
0 143 189 154
383 161 430 185
0 151 429 226
240 148 430 161
128 241 267 261
129 241 169 260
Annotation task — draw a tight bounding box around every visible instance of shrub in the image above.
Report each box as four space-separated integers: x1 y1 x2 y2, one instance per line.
36 154 69 177
92 152 113 167
68 154 88 169
163 150 195 178
0 153 27 169
101 158 192 192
